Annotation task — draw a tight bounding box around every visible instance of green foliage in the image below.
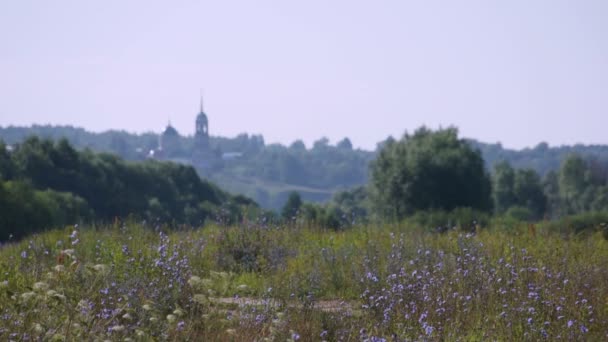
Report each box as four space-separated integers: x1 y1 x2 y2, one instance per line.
0 137 257 240
543 211 608 235
281 192 303 221
405 207 491 232
331 186 369 225
0 180 92 240
370 127 492 220
504 206 534 222
559 154 590 213
470 140 608 177
5 125 608 213
492 161 548 219
513 168 546 218
493 161 516 213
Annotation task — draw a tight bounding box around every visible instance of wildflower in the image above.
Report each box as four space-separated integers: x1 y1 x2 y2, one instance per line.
567 320 574 328
419 312 427 323
166 314 177 323
54 265 65 272
188 276 202 287
92 264 109 275
33 282 49 292
110 325 125 332
46 290 66 301
237 284 250 293
173 308 184 317
21 291 37 302
33 323 44 334
50 333 65 341
177 321 185 330
193 293 209 305
21 251 27 259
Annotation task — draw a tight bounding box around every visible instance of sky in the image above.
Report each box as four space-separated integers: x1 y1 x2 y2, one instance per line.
0 0 607 151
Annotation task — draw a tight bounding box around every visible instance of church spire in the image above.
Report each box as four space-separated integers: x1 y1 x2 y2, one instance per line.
199 90 204 113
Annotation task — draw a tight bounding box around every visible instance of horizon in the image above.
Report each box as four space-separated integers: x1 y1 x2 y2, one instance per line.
3 122 607 153
1 1 607 150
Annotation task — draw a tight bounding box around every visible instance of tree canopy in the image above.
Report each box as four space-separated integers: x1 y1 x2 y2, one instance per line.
0 137 259 240
369 127 492 220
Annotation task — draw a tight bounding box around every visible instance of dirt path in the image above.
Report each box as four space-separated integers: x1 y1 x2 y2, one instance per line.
212 297 358 313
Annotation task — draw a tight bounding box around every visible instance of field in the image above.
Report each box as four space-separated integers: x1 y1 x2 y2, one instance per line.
1 222 607 341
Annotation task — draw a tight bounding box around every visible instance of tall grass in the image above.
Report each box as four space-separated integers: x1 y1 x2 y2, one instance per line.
0 221 606 340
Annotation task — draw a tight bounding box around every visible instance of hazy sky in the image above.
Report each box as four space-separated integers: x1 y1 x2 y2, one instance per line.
1 1 606 150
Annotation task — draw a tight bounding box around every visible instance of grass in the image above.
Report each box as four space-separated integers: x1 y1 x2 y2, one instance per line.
0 221 607 341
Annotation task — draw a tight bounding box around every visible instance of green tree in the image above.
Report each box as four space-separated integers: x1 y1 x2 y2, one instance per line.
281 191 302 221
513 169 547 219
0 141 16 180
492 161 516 214
289 140 306 152
559 154 590 214
337 137 353 150
369 127 492 220
543 170 561 218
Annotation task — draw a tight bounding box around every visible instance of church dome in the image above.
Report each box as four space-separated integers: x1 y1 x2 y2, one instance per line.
162 124 179 137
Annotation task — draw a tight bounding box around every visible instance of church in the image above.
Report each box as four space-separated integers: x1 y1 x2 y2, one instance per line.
151 97 224 171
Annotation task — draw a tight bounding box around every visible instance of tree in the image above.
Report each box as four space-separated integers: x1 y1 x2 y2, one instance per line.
513 169 547 219
313 137 330 150
281 191 302 221
492 161 516 214
559 154 590 214
289 140 306 152
337 137 353 150
0 141 15 180
332 186 369 223
543 170 561 218
369 127 492 220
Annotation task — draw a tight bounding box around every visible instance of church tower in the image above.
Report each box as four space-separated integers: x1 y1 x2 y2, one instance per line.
194 96 210 149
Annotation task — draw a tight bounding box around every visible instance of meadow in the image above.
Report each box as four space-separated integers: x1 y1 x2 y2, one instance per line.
0 221 606 341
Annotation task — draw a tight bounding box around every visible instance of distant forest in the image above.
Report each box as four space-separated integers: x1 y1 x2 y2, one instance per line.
1 124 608 210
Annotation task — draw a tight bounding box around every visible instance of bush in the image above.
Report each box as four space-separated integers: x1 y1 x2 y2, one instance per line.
406 207 491 232
505 206 534 222
544 211 608 235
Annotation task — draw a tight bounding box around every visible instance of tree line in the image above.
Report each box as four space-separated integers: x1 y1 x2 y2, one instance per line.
2 128 608 238
280 127 608 231
0 137 259 241
3 125 608 210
